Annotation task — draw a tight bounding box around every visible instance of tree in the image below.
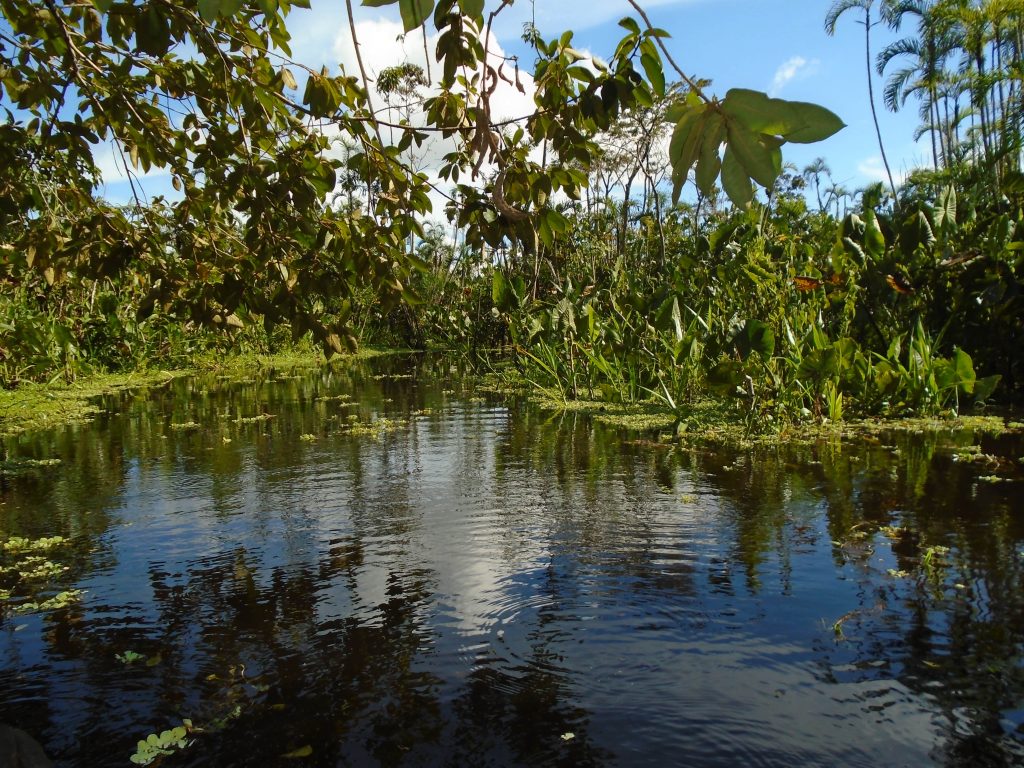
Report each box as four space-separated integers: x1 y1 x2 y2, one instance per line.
826 0 900 199
1 0 844 369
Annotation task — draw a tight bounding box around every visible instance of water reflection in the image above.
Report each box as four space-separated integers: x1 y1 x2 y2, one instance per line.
1 355 1022 766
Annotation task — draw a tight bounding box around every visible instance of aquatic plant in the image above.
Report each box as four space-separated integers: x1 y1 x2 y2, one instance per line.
129 722 193 766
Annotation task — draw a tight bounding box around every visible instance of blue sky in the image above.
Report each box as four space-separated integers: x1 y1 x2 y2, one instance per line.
96 0 928 205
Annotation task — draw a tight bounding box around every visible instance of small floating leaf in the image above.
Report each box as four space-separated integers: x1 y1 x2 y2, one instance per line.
282 745 313 758
560 733 575 742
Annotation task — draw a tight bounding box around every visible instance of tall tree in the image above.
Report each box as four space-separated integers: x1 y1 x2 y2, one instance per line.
827 0 900 199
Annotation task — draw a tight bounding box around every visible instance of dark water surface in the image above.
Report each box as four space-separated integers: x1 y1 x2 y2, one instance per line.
2 355 1023 767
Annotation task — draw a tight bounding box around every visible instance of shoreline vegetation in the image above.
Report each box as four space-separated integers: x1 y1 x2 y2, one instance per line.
1 1 1023 450
3 346 1018 448
0 347 390 438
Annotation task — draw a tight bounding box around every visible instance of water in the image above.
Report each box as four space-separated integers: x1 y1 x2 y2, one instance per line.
1 355 1023 767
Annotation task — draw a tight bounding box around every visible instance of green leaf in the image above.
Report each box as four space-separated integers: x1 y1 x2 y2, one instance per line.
398 0 433 31
459 0 485 16
492 271 512 311
725 121 780 189
934 185 957 231
973 375 1001 403
669 106 708 194
282 745 314 759
640 52 664 97
781 100 846 143
720 89 844 143
198 0 221 22
135 6 171 57
695 112 724 196
863 210 885 259
721 88 794 134
720 146 753 207
733 319 775 360
706 360 744 394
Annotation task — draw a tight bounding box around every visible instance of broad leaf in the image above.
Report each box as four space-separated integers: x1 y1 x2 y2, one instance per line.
782 100 846 143
398 0 434 31
720 147 753 207
733 319 775 360
726 121 779 189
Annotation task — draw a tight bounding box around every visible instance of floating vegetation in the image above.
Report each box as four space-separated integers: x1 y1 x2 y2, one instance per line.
372 374 413 381
2 536 67 554
129 721 194 766
952 447 1000 465
344 417 408 438
1 535 78 615
235 413 275 424
116 650 146 665
879 525 908 541
0 556 68 580
0 371 180 437
315 394 352 402
299 433 317 442
12 589 85 613
0 458 62 476
169 421 201 431
979 475 1008 483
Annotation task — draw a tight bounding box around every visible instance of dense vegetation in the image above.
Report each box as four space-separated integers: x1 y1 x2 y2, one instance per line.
1 0 1021 430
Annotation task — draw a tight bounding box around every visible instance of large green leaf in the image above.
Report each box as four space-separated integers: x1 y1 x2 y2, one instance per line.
721 88 794 134
398 0 434 30
782 100 846 143
198 0 221 21
694 112 724 196
720 147 752 207
640 52 665 97
706 360 745 394
721 89 844 143
726 121 780 189
459 0 485 16
733 319 775 360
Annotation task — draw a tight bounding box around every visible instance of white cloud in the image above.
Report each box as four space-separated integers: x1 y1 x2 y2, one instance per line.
856 155 908 187
769 56 818 96
323 14 540 223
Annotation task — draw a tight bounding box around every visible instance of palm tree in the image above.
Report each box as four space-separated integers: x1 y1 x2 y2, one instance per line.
878 0 957 170
826 0 900 199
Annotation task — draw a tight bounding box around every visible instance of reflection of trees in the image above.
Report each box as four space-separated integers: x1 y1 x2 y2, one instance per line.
3 357 1024 765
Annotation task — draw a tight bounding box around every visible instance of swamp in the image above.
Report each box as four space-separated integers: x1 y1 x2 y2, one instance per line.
4 0 1024 764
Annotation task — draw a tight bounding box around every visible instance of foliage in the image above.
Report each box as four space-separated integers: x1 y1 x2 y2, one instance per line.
0 0 1018 429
